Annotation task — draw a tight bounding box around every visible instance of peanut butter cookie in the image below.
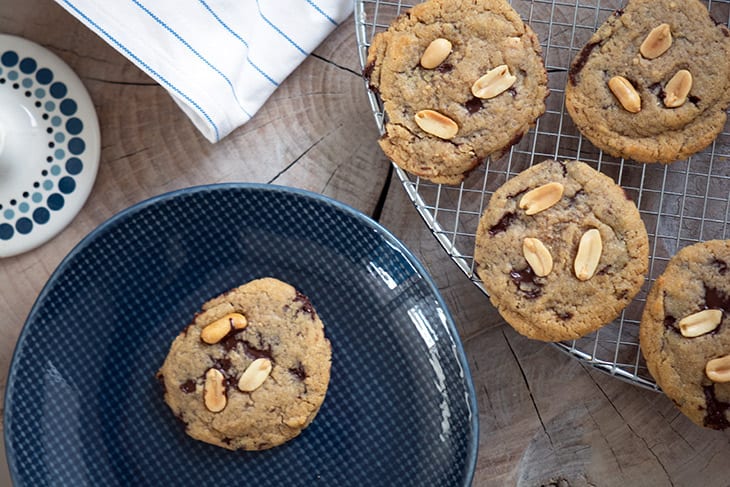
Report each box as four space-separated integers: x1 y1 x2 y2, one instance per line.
474 159 649 341
640 240 730 430
365 0 548 184
566 0 730 163
157 278 332 450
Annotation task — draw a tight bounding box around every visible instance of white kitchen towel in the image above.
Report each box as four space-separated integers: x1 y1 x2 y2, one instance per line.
55 0 353 142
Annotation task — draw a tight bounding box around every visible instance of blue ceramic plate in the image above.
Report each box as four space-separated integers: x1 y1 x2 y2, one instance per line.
5 184 478 486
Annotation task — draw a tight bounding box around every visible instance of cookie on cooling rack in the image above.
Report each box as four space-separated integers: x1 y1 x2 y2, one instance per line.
473 159 649 342
364 0 548 185
157 278 332 450
565 0 730 163
640 240 730 430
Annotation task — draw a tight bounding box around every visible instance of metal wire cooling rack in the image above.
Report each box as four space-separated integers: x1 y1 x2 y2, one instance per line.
355 0 730 390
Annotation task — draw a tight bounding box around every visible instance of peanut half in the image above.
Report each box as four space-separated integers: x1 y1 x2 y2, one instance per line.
523 237 553 277
664 69 692 108
200 312 248 344
420 38 452 69
706 354 730 383
414 110 459 139
519 182 564 215
574 228 602 281
678 309 723 337
204 368 227 412
640 24 672 59
608 76 641 113
238 358 273 392
471 65 517 99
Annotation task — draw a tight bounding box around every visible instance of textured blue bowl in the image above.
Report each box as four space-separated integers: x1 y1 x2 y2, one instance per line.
4 184 478 486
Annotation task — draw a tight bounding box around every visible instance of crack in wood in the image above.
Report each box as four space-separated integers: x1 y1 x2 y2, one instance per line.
583 366 676 486
503 329 555 449
310 53 361 77
267 134 327 184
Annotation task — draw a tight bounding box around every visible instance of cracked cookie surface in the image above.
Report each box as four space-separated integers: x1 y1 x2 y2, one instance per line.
365 0 548 184
157 277 332 450
474 159 649 341
640 240 730 430
565 0 730 163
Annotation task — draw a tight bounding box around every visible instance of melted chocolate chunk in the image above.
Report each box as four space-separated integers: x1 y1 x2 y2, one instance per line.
243 341 273 360
648 82 666 101
568 41 599 85
663 315 678 332
507 87 517 97
559 160 568 177
221 330 245 352
157 373 167 394
294 290 316 320
556 310 573 321
703 385 730 430
464 97 483 114
704 285 730 312
613 8 624 16
180 379 196 394
436 63 453 74
212 357 232 373
688 95 701 105
211 357 237 388
222 437 233 445
362 60 375 81
289 363 307 381
510 267 543 299
489 212 517 236
713 259 728 275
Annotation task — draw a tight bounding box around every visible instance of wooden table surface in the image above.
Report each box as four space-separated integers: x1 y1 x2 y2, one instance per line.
1 1 729 485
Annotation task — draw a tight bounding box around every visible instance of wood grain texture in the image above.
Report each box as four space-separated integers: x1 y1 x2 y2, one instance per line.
2 1 730 486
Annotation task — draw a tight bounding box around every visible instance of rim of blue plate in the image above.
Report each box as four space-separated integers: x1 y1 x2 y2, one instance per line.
4 182 479 485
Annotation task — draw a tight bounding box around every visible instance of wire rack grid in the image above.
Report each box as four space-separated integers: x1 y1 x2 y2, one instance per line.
355 0 730 390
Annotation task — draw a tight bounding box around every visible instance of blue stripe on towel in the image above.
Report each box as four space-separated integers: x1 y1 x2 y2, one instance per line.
305 0 338 26
255 0 307 56
132 0 253 118
60 0 221 141
197 0 279 87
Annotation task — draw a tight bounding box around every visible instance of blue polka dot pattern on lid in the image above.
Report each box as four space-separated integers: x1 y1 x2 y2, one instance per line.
50 165 61 176
0 223 13 240
18 203 29 213
43 180 53 191
22 78 32 88
34 88 45 98
55 149 65 159
50 81 67 98
47 194 64 211
66 158 83 175
32 208 50 224
51 115 62 127
7 70 18 81
66 118 83 135
1 50 18 66
45 100 55 111
60 99 77 115
68 137 85 155
35 67 52 84
59 177 76 195
19 57 36 74
32 193 42 203
4 209 14 220
55 132 65 142
15 218 32 235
